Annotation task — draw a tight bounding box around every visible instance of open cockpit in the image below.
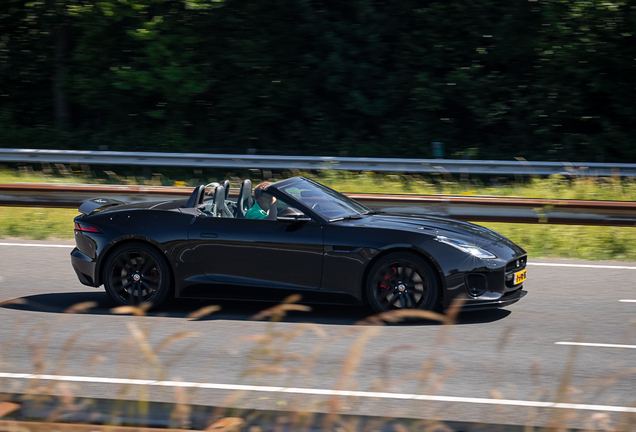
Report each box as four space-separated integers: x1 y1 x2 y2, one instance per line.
184 179 255 218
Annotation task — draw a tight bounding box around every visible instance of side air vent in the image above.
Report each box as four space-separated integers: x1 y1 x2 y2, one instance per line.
330 246 362 253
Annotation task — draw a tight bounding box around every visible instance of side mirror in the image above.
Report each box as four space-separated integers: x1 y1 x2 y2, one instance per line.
277 207 311 222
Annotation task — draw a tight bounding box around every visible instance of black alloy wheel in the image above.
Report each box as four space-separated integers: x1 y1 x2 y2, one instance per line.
366 252 439 314
103 243 171 308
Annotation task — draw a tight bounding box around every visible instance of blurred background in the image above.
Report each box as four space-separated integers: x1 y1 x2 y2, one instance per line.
2 0 635 161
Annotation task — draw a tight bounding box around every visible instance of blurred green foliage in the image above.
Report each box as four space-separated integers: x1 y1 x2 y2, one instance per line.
1 0 635 161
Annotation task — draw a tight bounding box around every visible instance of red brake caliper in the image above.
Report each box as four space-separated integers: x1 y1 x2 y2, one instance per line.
380 266 397 291
149 269 158 279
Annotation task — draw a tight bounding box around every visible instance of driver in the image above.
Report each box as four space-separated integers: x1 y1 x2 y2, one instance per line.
245 182 278 220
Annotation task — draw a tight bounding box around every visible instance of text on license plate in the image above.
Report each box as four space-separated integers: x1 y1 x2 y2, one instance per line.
514 269 527 285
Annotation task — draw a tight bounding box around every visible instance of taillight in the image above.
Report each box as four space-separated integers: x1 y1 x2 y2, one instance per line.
74 222 100 233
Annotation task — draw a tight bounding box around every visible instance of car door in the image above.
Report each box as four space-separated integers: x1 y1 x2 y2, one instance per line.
188 215 324 291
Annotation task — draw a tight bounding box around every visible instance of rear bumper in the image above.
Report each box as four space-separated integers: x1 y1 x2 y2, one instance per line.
447 288 527 312
71 247 99 287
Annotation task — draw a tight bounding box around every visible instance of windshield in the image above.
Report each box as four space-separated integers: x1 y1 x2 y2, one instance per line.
276 178 370 221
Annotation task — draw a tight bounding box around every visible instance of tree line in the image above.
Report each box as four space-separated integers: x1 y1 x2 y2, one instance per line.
1 0 635 162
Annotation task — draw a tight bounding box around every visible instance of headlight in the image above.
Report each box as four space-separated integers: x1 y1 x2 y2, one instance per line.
435 236 497 259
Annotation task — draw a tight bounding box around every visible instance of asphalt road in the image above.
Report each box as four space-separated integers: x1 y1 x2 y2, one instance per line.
1 240 635 429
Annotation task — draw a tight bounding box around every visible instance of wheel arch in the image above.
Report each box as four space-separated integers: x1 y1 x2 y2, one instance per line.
360 246 446 306
96 237 175 290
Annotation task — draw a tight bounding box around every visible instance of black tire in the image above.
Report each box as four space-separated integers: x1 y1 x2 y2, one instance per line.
366 252 440 314
103 242 172 308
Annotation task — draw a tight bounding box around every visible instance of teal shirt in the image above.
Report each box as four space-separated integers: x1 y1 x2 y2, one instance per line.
245 202 268 219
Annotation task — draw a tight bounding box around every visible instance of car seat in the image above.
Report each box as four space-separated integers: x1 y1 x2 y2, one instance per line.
185 185 205 208
221 179 230 200
213 185 233 218
235 179 253 218
202 182 220 215
219 179 238 215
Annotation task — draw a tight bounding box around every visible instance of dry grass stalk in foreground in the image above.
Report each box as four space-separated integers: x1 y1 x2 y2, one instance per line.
1 297 635 431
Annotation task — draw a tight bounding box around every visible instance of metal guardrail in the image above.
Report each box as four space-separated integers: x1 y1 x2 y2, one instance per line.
2 183 636 226
2 148 636 176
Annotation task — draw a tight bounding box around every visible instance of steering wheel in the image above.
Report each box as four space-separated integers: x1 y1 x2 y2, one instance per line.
311 202 322 212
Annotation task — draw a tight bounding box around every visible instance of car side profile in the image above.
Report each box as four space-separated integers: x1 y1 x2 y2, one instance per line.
71 177 527 313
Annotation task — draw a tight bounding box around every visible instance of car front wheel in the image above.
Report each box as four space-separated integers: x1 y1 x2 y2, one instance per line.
103 243 172 308
366 252 440 314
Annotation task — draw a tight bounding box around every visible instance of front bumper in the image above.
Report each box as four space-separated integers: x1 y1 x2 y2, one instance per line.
441 253 528 311
71 247 99 287
448 287 527 312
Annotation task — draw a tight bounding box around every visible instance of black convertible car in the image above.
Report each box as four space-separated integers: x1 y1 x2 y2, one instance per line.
71 177 527 313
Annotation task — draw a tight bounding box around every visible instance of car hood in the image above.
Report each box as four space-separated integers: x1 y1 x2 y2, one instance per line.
341 213 524 252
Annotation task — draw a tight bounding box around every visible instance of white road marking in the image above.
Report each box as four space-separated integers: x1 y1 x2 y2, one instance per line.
620 300 636 303
0 243 72 248
0 372 635 413
529 262 636 270
556 342 636 349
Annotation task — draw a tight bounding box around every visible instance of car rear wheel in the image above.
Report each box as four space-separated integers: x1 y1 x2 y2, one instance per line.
366 252 439 314
103 243 171 308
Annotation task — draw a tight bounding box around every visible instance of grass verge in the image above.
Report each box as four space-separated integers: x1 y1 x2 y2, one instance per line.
0 207 77 240
481 222 636 262
5 164 636 200
2 167 636 260
1 206 635 262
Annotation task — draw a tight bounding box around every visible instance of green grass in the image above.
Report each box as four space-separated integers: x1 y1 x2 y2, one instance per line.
481 222 636 262
0 207 77 240
2 206 635 262
313 170 636 201
5 164 636 201
2 167 636 260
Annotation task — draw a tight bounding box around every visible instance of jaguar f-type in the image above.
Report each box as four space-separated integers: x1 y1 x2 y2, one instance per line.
71 177 527 313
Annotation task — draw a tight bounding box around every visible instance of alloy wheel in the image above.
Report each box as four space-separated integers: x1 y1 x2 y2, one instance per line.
105 246 167 306
366 253 439 314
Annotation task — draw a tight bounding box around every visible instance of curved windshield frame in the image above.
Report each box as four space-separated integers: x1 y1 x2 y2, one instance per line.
274 177 370 221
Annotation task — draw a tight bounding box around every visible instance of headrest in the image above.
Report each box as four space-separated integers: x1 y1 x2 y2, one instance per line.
214 185 225 205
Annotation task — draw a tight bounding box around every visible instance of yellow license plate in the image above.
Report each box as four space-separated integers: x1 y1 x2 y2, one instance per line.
514 269 527 285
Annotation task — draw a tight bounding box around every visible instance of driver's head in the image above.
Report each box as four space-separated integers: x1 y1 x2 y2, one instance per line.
254 182 276 210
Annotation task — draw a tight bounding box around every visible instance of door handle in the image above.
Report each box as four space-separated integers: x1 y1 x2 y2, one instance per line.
201 233 218 238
